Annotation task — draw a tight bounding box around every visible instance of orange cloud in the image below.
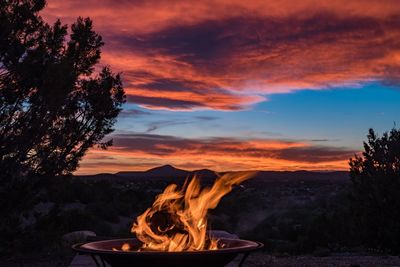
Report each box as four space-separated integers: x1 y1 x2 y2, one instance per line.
41 0 400 111
75 133 356 174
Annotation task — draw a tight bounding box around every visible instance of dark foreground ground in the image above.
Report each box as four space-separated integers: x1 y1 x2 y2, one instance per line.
245 253 400 266
1 252 400 267
2 168 399 266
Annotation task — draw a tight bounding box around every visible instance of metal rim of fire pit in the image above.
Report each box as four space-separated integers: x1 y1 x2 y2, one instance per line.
72 238 263 267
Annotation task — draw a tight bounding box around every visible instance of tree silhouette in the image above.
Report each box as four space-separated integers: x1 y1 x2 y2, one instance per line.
349 128 400 253
0 0 125 182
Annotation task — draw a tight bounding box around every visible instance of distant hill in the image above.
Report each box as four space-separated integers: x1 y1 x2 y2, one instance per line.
75 165 349 184
118 164 189 178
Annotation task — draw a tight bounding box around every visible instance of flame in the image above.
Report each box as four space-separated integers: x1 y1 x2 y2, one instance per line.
120 171 255 252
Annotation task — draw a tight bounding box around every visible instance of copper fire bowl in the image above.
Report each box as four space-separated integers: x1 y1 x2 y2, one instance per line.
73 238 263 267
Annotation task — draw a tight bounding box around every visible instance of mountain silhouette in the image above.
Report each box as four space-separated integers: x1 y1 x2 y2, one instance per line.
146 164 188 177
78 165 349 185
117 164 188 178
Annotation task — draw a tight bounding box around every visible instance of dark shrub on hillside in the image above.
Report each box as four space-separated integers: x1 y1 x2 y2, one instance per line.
245 189 357 254
35 208 112 238
349 128 400 253
0 215 22 256
301 189 358 251
86 202 120 223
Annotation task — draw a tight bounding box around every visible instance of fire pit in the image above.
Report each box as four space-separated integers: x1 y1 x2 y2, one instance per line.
73 172 263 266
73 237 263 267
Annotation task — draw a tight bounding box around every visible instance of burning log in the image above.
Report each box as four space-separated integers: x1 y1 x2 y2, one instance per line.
129 172 256 252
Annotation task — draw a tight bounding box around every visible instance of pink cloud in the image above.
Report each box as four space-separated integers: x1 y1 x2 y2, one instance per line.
42 0 400 110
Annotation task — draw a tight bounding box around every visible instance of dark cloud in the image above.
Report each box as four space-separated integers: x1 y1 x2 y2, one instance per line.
123 19 235 62
277 147 354 163
122 13 396 68
195 116 218 121
144 115 217 133
126 95 201 110
111 133 356 163
126 87 253 110
119 109 152 117
145 120 192 133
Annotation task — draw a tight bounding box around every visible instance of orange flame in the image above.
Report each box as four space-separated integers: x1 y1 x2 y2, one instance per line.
126 172 255 252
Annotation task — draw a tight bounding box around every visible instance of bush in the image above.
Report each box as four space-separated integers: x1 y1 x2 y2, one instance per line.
86 202 120 223
349 128 400 253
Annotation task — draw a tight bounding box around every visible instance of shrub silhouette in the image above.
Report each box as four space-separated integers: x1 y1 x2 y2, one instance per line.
0 0 125 182
349 128 400 253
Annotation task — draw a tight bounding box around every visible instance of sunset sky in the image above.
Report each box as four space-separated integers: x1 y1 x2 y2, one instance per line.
42 0 400 174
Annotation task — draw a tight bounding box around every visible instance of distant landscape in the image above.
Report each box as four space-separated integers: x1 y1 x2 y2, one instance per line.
3 157 400 266
80 164 349 183
76 165 352 247
1 165 353 263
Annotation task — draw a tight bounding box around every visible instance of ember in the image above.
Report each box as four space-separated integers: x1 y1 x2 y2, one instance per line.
120 172 255 252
